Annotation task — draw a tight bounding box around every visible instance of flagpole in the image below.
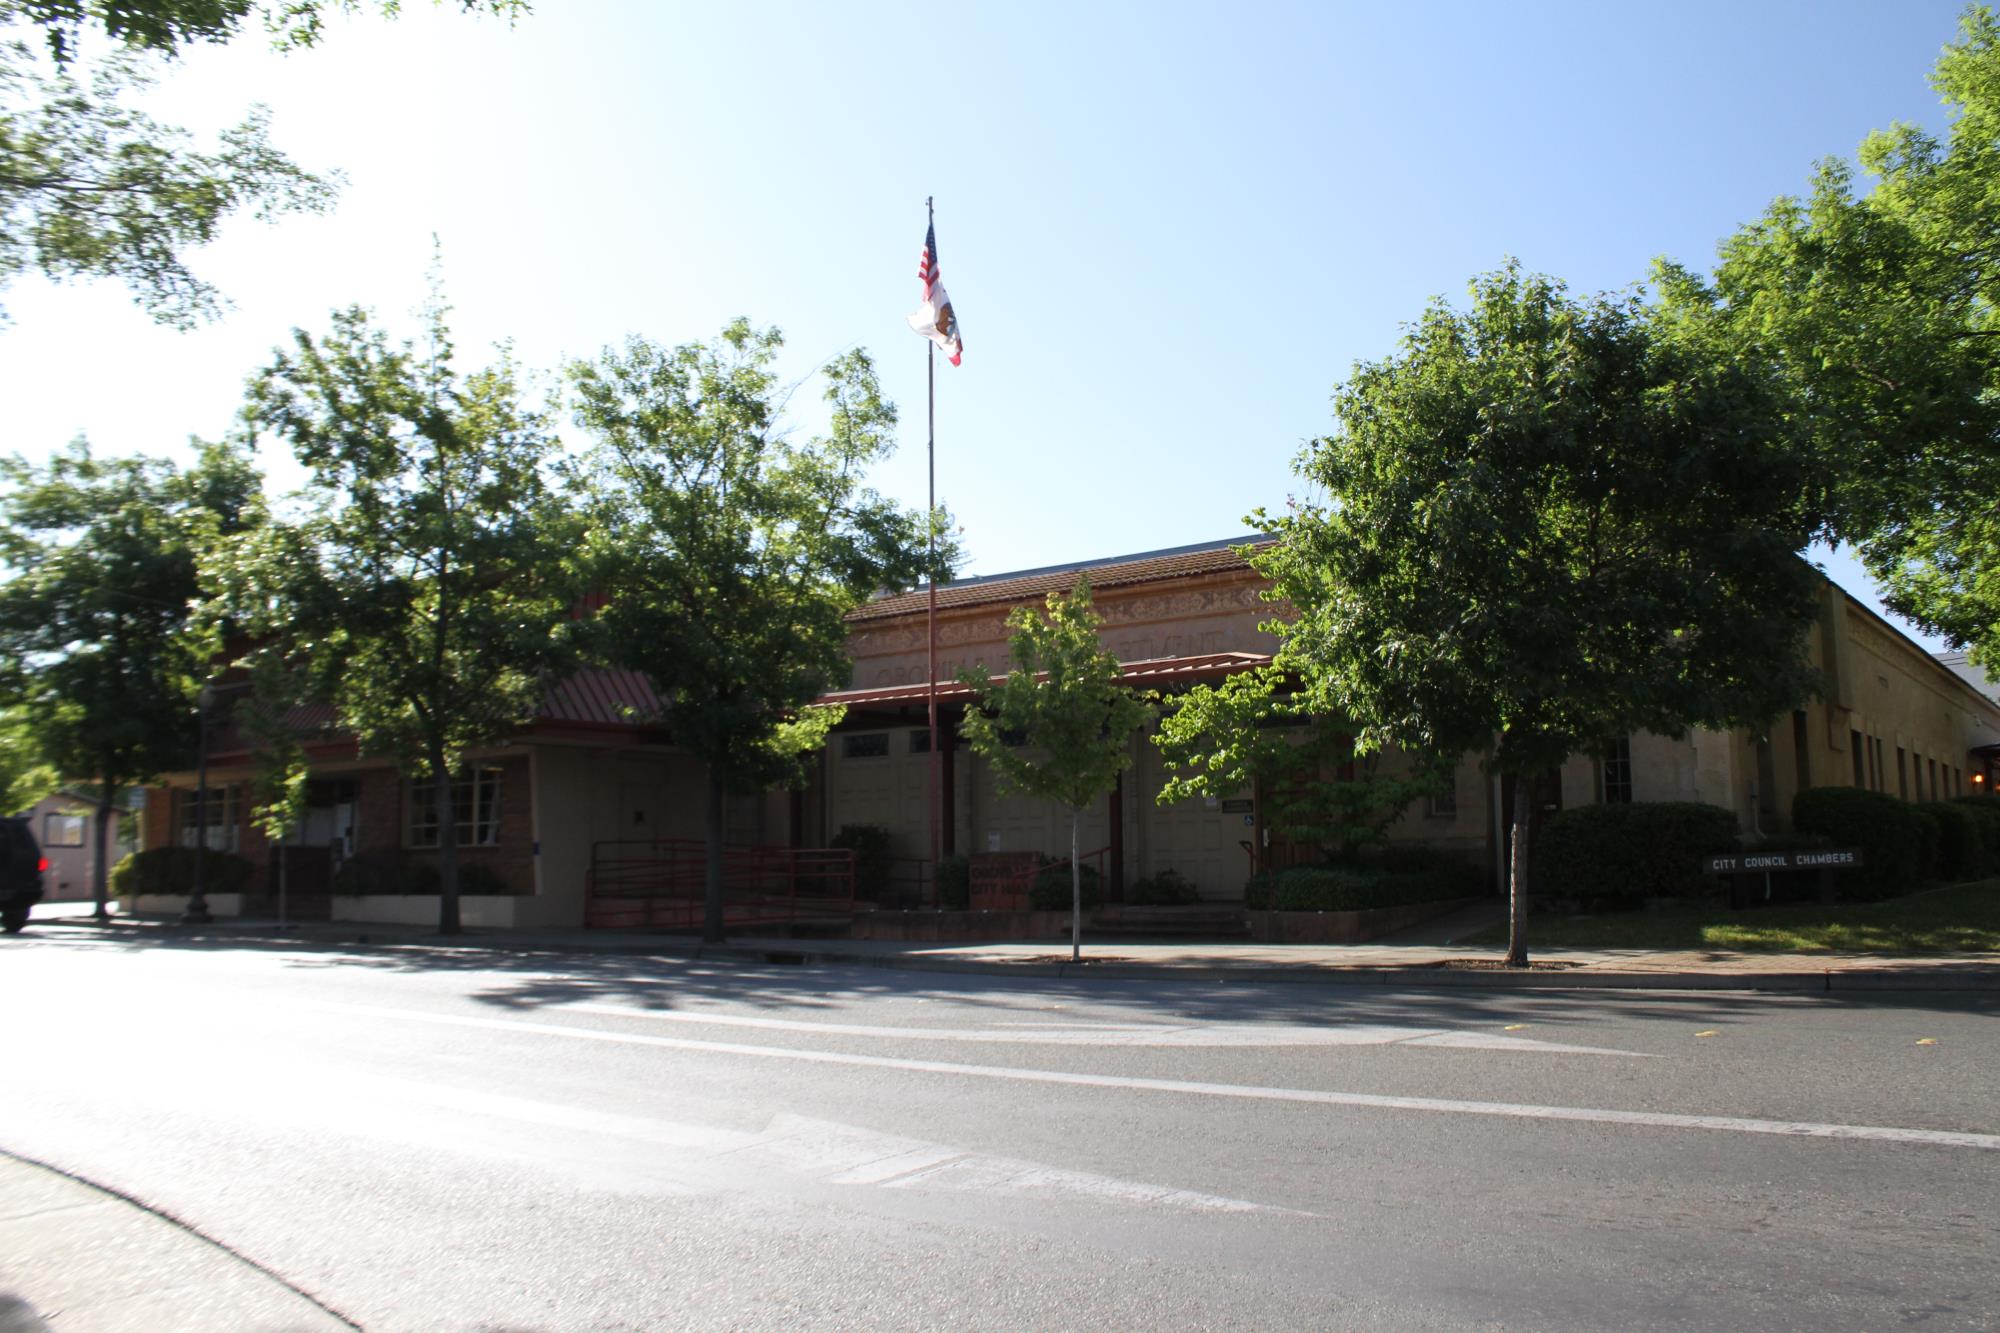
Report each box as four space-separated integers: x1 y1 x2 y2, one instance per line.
925 196 943 896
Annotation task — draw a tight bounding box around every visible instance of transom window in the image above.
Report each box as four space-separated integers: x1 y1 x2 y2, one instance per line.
841 733 889 759
409 767 503 847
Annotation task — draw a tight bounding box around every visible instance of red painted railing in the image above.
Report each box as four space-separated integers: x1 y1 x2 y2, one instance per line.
585 838 856 930
969 846 1109 912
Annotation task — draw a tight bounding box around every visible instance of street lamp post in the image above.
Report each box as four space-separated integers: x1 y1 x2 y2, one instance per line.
182 682 217 926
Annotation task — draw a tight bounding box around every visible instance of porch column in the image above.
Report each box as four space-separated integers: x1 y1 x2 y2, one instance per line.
1108 768 1124 901
940 720 956 859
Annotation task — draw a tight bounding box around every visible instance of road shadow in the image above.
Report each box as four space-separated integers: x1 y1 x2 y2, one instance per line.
15 922 1998 1029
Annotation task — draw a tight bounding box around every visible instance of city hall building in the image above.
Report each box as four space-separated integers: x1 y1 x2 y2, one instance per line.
135 537 2000 926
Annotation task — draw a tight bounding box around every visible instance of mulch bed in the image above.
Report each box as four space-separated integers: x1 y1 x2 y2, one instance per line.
1430 958 1585 971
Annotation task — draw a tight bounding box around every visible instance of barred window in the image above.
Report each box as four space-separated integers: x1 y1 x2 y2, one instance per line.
409 767 503 847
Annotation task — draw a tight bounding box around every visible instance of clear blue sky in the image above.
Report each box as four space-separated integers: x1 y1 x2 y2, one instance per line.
0 0 1976 647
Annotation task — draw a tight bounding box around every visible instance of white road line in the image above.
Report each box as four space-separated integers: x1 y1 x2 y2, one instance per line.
294 1000 2000 1152
556 1001 1651 1056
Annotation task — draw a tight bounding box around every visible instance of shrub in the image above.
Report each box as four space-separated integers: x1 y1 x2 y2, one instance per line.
1951 796 2000 876
1130 868 1198 905
110 847 254 898
1921 801 1986 882
934 855 970 910
1243 863 1472 913
333 851 438 896
1536 801 1741 904
830 824 895 897
1028 858 1103 911
1792 787 1933 899
1358 843 1486 898
331 854 512 896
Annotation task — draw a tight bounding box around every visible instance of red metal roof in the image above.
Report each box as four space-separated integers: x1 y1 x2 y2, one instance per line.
850 537 1273 623
536 669 666 727
816 651 1273 709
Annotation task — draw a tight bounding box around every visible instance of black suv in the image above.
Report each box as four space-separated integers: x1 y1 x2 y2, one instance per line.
1 816 45 933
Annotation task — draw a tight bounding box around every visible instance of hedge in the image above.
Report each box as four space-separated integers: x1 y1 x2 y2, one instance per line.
330 851 511 896
1130 868 1198 905
1950 797 2000 877
1242 864 1473 913
1793 787 1934 899
1920 801 1986 882
1534 802 1741 904
1029 859 1103 911
110 847 254 898
831 824 895 897
934 855 970 910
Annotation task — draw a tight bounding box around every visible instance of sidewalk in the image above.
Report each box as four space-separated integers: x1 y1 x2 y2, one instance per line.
0 1153 353 1333
25 908 2000 991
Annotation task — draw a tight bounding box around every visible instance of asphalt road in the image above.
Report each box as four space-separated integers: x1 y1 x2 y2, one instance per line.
3 932 1996 1331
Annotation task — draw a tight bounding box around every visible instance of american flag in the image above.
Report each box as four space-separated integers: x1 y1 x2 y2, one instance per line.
908 222 963 366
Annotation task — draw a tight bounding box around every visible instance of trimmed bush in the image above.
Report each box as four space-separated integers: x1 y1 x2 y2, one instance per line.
831 824 895 897
1536 801 1742 904
1793 787 1933 899
935 855 969 910
1921 801 1986 882
110 847 254 898
1951 796 2000 876
1244 863 1472 913
332 853 511 896
1359 844 1487 898
1028 859 1103 911
1130 868 1198 905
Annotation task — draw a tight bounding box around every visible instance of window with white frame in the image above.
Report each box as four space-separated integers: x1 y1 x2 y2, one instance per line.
177 786 240 852
408 767 503 847
43 812 85 847
1599 737 1634 804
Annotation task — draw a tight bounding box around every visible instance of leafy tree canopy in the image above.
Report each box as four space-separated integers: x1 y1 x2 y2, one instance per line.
568 319 947 940
0 0 525 323
957 576 1153 815
1657 4 2000 664
1153 664 1442 862
225 295 576 931
0 436 261 910
1262 264 1824 962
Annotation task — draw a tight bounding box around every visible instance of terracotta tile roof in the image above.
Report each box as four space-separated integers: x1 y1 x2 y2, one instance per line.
816 650 1273 709
850 535 1274 623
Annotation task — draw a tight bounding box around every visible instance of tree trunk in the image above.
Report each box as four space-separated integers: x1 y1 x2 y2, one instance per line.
703 768 727 944
1506 770 1532 967
92 781 113 923
433 747 460 935
1070 808 1081 965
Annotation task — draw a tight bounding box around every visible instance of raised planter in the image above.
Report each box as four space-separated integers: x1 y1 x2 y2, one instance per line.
1246 895 1480 944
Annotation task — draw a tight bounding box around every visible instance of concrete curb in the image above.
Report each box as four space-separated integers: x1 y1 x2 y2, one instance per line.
23 917 2000 993
0 1151 356 1332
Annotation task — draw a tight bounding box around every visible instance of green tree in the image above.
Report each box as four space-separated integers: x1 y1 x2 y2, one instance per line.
1657 5 2000 666
0 704 60 813
957 576 1152 963
567 321 943 944
231 297 574 933
0 437 262 918
1154 664 1442 865
1259 265 1822 965
1 0 525 324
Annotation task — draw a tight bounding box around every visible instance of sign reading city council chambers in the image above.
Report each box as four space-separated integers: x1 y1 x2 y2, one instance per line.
1705 848 1864 874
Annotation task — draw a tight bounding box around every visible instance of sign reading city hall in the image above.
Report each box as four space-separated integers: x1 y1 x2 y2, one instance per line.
1705 848 1864 875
